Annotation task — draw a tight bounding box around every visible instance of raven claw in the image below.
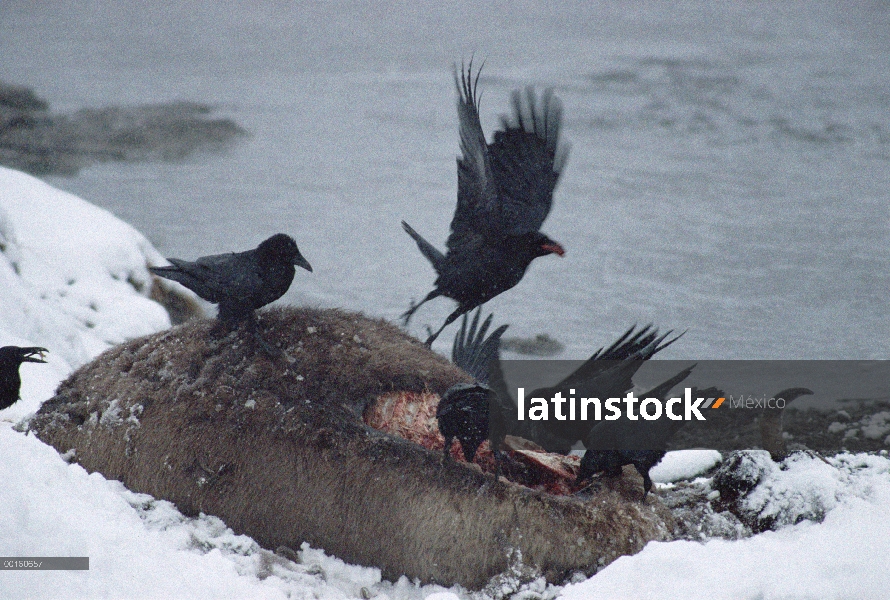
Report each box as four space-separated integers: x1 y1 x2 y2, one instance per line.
253 330 283 360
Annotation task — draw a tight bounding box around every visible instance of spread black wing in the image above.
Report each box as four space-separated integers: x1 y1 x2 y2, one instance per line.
447 62 569 256
554 325 683 397
505 325 683 453
489 85 567 235
451 308 508 385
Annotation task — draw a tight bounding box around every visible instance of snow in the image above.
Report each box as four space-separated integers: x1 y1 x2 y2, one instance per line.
650 450 722 484
2 166 890 599
561 470 890 600
0 423 472 600
564 452 890 600
860 411 890 440
822 411 890 444
0 166 196 372
754 453 890 528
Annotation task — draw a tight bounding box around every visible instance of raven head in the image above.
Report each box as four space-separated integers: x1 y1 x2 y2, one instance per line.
575 448 622 485
259 233 313 272
0 346 48 411
0 346 48 365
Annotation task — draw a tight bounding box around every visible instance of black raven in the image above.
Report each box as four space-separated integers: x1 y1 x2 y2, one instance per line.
577 383 725 500
511 325 684 454
439 319 685 469
149 234 312 324
402 61 568 345
0 346 47 410
437 309 508 465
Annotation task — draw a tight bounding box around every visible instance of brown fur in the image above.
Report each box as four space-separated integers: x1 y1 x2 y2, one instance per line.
31 306 673 589
148 277 206 324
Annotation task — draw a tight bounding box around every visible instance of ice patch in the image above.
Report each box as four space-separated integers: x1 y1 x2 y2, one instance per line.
651 450 722 483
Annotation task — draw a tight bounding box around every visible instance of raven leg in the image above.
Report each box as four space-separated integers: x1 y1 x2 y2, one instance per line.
424 306 466 346
401 290 441 325
218 303 252 326
461 438 481 463
443 436 453 459
635 464 654 501
245 315 283 359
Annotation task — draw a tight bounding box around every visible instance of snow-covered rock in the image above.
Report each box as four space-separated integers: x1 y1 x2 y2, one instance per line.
710 450 890 533
651 450 723 484
0 166 202 421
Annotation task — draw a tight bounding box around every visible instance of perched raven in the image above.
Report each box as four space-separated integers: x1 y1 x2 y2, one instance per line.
402 61 568 345
577 383 725 500
0 346 47 410
149 234 312 324
437 309 508 465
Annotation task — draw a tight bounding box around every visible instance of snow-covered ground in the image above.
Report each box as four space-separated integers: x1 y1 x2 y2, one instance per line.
0 166 200 421
564 452 890 600
2 166 890 599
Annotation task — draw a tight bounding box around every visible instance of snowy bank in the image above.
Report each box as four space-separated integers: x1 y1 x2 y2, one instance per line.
562 482 890 600
564 451 890 600
0 165 201 420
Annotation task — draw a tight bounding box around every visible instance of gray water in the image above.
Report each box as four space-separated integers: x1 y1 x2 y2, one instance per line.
2 1 888 359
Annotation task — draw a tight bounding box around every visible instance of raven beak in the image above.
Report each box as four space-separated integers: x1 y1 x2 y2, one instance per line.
293 254 313 272
542 242 565 257
20 347 48 363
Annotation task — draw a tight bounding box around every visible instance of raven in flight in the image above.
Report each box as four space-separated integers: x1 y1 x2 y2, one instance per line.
403 62 568 345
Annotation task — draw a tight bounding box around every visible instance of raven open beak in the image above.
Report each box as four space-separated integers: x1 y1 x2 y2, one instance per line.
293 254 313 272
19 347 48 363
541 242 565 257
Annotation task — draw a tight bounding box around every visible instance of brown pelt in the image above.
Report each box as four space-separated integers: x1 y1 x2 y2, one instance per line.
30 306 674 589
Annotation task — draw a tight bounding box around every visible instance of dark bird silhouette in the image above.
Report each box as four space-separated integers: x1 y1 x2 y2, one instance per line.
576 382 725 500
437 309 508 466
510 325 684 454
149 234 312 324
758 387 813 461
0 346 47 410
402 62 568 345
439 321 685 466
